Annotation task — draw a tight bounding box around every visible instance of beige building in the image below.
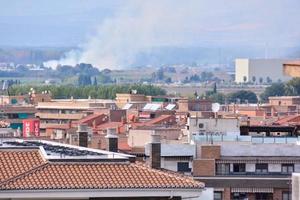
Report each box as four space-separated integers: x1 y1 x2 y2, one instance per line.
235 59 292 83
283 61 300 77
36 99 116 134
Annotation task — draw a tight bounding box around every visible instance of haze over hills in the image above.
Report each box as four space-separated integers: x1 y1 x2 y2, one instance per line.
0 0 300 69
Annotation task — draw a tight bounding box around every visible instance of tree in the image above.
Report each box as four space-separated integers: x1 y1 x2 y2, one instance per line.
213 82 217 93
259 77 263 84
78 74 92 86
227 90 258 103
285 78 300 95
252 76 256 83
165 77 172 84
93 77 98 86
243 76 247 83
205 91 226 104
189 74 200 82
260 83 286 102
266 76 272 84
200 71 214 82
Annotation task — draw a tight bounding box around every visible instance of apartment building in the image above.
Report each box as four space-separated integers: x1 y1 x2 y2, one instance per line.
0 105 36 130
36 99 116 134
193 136 299 200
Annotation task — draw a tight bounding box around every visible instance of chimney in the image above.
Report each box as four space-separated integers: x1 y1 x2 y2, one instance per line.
77 124 88 147
105 128 118 152
149 131 161 169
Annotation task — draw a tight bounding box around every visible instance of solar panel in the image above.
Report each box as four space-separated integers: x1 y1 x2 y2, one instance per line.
122 103 133 110
165 104 176 110
143 104 152 110
150 104 161 111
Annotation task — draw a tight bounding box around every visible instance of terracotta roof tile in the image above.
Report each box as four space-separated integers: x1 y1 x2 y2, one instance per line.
0 162 203 190
0 149 45 182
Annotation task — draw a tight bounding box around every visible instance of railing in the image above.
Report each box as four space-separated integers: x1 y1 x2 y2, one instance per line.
215 171 292 176
193 135 300 144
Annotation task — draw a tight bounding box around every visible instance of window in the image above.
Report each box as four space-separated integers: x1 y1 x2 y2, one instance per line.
282 164 294 174
214 191 222 200
232 192 246 200
233 163 246 173
177 162 191 172
256 163 268 173
256 193 270 200
282 191 291 200
216 163 230 175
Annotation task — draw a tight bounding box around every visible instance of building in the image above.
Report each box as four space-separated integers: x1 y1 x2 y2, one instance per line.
187 116 240 141
0 139 210 199
145 143 195 175
36 99 116 134
192 136 300 200
0 105 36 130
283 61 300 77
235 59 292 83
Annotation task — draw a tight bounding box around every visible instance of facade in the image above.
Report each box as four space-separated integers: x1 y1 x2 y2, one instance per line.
36 99 116 134
0 105 36 130
235 59 292 83
145 144 195 175
187 116 240 139
192 138 300 200
283 61 300 77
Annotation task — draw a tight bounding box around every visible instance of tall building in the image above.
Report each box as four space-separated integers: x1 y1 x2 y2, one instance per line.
235 59 292 83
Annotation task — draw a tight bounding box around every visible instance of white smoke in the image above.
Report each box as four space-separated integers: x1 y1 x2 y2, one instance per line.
44 0 300 69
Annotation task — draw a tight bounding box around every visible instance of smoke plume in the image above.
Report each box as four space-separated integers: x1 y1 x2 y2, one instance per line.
44 0 300 69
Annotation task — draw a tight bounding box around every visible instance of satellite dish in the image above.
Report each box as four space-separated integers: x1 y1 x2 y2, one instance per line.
212 103 220 113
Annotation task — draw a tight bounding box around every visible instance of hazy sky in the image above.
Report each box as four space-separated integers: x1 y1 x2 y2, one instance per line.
0 0 300 52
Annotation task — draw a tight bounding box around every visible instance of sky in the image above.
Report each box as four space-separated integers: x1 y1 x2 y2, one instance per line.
1 0 300 68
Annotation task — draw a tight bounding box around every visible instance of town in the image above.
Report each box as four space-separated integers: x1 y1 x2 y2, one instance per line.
0 59 299 199
1 0 300 200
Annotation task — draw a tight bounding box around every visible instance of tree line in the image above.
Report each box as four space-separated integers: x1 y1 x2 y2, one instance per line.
8 84 166 99
260 78 300 102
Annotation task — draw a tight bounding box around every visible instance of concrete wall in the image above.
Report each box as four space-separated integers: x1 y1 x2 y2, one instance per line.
220 143 300 157
188 117 240 135
235 59 249 83
128 129 180 147
235 58 292 83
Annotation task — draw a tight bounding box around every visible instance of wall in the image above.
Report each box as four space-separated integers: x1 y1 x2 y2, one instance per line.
235 59 249 83
188 117 240 135
235 58 292 83
128 129 180 147
220 143 300 157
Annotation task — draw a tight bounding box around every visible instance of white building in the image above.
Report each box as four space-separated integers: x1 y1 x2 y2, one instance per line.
235 58 292 83
187 117 240 138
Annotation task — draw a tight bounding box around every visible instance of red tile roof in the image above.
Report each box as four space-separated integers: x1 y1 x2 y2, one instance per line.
95 122 126 134
274 115 300 125
0 162 203 190
0 149 45 182
140 115 176 127
76 113 107 125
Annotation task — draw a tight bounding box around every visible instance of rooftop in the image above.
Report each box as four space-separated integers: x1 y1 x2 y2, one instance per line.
1 139 133 161
0 144 204 196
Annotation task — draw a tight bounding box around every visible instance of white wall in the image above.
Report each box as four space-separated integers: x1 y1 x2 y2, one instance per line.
235 58 292 83
246 163 256 172
188 117 240 135
235 59 249 83
220 143 300 157
268 164 281 172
